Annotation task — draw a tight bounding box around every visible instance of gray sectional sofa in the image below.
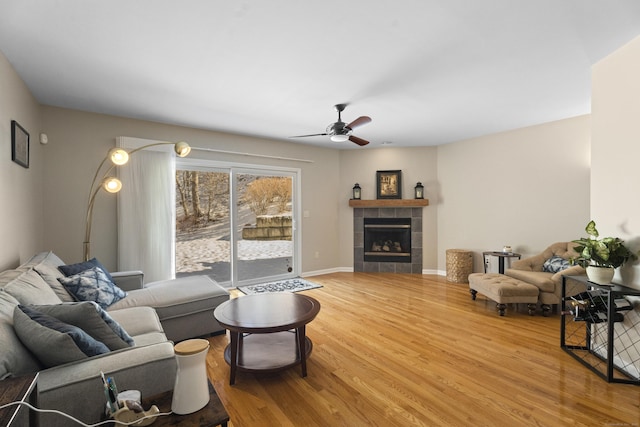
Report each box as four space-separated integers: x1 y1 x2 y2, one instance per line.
0 251 230 426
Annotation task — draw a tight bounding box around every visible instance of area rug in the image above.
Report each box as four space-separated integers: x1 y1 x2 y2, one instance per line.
237 278 322 295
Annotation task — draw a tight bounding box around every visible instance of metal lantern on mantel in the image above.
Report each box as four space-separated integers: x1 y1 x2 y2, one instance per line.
414 182 424 199
352 183 362 200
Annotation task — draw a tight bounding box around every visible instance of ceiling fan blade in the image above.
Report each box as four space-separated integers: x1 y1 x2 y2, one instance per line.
346 116 372 130
349 135 370 146
289 133 328 138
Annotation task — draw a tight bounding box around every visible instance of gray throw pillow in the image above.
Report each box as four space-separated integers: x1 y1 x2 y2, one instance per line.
33 263 75 302
0 292 40 379
58 267 127 309
27 301 134 350
13 305 110 368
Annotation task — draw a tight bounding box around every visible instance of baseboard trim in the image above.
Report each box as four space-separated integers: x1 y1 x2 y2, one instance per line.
303 267 447 276
302 267 350 277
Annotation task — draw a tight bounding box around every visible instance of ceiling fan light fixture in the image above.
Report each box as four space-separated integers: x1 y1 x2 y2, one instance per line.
330 134 349 142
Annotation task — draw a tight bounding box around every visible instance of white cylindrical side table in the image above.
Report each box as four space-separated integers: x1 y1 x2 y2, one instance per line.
171 338 210 415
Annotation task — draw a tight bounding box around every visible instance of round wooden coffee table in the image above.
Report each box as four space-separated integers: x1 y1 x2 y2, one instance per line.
213 293 321 385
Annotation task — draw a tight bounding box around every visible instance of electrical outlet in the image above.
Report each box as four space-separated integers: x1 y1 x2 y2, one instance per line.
314 251 320 259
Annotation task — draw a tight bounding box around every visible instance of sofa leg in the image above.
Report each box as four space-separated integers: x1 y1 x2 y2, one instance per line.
497 303 506 316
541 304 551 317
527 304 536 316
470 289 478 300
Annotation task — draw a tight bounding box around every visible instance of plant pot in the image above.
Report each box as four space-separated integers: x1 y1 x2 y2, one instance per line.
586 265 615 285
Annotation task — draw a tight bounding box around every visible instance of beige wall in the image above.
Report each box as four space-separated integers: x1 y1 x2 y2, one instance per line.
591 35 640 288
437 116 591 273
338 147 439 271
6 36 640 280
41 106 341 273
0 51 43 270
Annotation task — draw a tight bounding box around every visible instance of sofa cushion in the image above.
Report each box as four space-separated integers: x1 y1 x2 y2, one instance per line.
0 291 40 379
27 302 134 350
22 251 66 270
14 305 110 368
0 268 61 305
108 275 228 320
21 251 74 301
58 267 127 309
504 269 556 292
542 256 572 273
59 257 115 283
108 306 165 337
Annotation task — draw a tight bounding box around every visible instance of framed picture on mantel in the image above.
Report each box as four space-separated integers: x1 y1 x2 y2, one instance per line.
376 170 402 199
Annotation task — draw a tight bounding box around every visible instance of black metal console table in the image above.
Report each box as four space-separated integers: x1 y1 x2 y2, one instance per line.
561 275 640 384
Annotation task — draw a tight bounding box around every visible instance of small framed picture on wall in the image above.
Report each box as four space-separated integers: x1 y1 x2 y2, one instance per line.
376 170 402 199
11 120 29 168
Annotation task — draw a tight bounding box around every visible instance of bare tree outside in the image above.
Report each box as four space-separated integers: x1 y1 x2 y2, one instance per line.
176 171 230 231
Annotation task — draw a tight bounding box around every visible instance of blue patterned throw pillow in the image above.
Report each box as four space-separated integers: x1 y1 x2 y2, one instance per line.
542 256 571 273
58 257 115 283
58 266 127 309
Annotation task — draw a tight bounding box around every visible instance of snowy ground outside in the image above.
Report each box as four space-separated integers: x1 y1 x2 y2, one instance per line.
176 237 293 273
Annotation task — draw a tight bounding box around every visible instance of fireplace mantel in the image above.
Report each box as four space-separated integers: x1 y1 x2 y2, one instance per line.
348 199 429 208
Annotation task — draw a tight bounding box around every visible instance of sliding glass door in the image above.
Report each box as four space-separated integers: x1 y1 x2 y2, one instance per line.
234 171 294 283
175 161 299 288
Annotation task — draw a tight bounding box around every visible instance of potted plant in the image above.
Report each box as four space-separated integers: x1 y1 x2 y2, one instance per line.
571 220 637 284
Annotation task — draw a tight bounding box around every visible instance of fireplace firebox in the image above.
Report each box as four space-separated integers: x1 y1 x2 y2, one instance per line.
363 218 411 263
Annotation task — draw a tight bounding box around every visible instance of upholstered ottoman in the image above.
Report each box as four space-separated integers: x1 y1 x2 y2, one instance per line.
468 273 539 316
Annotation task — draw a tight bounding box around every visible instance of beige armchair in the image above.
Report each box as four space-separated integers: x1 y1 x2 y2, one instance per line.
505 242 586 315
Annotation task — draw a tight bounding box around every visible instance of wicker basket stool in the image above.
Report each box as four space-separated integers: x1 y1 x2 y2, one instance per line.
446 249 473 283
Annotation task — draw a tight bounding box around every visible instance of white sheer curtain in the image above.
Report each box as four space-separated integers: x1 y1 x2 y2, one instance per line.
117 139 176 282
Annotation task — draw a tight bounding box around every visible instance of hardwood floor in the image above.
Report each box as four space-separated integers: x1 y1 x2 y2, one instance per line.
205 273 640 426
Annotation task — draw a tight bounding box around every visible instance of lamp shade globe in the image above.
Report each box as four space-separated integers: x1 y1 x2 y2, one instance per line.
102 177 122 193
175 141 191 157
109 148 129 165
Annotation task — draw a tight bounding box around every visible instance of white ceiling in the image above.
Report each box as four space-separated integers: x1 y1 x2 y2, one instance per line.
1 1 640 149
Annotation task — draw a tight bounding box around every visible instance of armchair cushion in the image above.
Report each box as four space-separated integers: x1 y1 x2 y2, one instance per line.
504 269 556 292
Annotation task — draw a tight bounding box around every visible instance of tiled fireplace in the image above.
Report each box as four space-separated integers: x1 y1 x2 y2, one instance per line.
353 207 423 273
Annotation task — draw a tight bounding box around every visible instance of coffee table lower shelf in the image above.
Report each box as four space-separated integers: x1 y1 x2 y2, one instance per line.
223 331 313 373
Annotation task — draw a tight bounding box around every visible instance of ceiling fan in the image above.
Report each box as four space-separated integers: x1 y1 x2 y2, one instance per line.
291 104 372 146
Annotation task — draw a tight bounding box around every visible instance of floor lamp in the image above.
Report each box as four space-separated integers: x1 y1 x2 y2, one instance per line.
83 141 191 261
